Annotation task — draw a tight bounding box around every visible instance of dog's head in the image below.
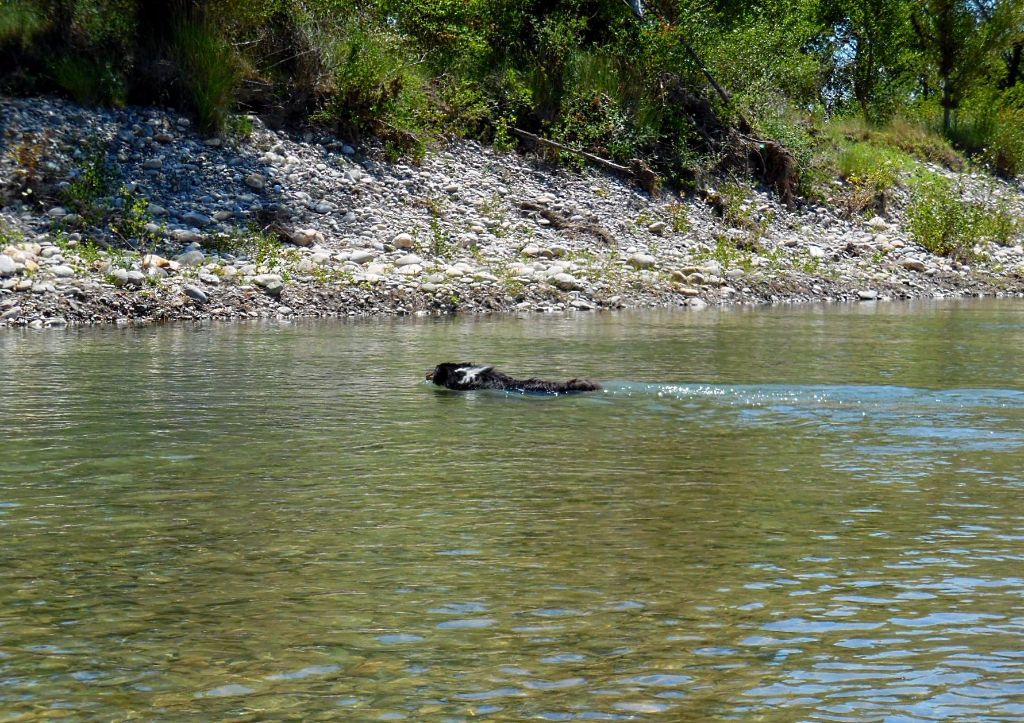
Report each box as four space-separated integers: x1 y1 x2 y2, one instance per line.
426 362 494 389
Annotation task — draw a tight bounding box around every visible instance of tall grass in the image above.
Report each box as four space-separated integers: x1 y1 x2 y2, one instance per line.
51 56 125 106
173 19 238 133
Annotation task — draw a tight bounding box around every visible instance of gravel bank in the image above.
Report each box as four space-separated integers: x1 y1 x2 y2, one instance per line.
2 96 1024 328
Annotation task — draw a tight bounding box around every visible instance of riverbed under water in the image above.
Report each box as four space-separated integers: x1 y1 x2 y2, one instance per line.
2 300 1024 720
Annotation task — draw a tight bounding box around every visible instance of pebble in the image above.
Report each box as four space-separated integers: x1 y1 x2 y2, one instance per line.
175 250 205 266
254 274 284 298
50 264 75 277
245 173 266 190
551 272 583 291
0 254 16 277
350 250 376 264
395 254 423 267
182 211 212 228
392 232 416 250
627 253 657 269
183 284 209 303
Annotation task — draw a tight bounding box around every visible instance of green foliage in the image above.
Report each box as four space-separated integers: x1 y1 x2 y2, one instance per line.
4 0 1024 190
667 203 690 233
908 0 1023 133
314 22 434 157
109 187 153 244
0 0 45 47
173 18 238 133
906 174 1001 259
430 217 455 258
950 87 1024 178
61 148 119 221
833 140 909 214
205 227 281 265
829 115 963 168
77 239 103 264
51 55 125 106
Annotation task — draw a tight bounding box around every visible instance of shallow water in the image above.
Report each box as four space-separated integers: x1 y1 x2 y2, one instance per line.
2 300 1024 720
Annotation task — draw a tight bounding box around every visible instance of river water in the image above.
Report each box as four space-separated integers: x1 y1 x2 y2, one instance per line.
2 300 1024 720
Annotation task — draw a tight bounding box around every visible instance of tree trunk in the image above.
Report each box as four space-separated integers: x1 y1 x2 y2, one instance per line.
942 81 953 134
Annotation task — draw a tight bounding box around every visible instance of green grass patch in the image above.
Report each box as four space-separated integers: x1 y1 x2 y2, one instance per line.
828 116 963 170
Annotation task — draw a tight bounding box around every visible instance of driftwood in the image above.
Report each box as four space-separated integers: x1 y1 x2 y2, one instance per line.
512 128 660 196
518 200 617 245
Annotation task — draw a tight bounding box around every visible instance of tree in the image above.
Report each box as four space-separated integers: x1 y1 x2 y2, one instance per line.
911 0 1023 133
822 0 913 121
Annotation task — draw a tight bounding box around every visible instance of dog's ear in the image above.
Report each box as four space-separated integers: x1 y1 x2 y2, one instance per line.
456 365 494 386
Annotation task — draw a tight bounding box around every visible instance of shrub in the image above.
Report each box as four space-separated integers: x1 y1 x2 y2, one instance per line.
315 23 434 157
906 174 991 260
834 141 910 215
61 147 119 221
983 105 1024 179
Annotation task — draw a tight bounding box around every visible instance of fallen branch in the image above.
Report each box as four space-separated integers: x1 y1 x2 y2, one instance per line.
512 128 660 195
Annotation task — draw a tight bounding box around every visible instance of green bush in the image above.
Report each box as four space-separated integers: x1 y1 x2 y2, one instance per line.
315 23 434 157
906 174 1001 260
61 147 119 220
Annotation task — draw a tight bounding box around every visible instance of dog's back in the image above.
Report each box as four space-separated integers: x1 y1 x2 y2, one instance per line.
427 362 599 394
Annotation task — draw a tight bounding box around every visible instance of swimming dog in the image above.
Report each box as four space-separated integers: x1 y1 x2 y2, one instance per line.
426 362 600 395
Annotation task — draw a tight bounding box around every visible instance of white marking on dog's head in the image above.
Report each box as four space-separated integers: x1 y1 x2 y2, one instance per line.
456 365 493 386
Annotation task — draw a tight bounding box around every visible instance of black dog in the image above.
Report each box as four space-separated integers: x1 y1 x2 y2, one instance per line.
426 362 600 395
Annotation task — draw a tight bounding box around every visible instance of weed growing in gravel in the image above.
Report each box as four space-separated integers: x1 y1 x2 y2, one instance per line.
61 147 118 222
798 252 822 274
205 227 281 264
77 240 102 264
477 194 505 220
226 114 254 139
694 234 754 271
109 188 155 246
667 203 690 233
0 220 24 245
712 181 774 246
429 217 455 259
107 247 134 270
311 266 356 285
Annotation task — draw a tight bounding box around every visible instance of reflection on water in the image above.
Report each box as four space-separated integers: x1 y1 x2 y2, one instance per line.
2 300 1024 719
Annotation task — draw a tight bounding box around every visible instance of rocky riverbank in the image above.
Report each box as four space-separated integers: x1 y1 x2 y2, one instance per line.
2 96 1024 328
